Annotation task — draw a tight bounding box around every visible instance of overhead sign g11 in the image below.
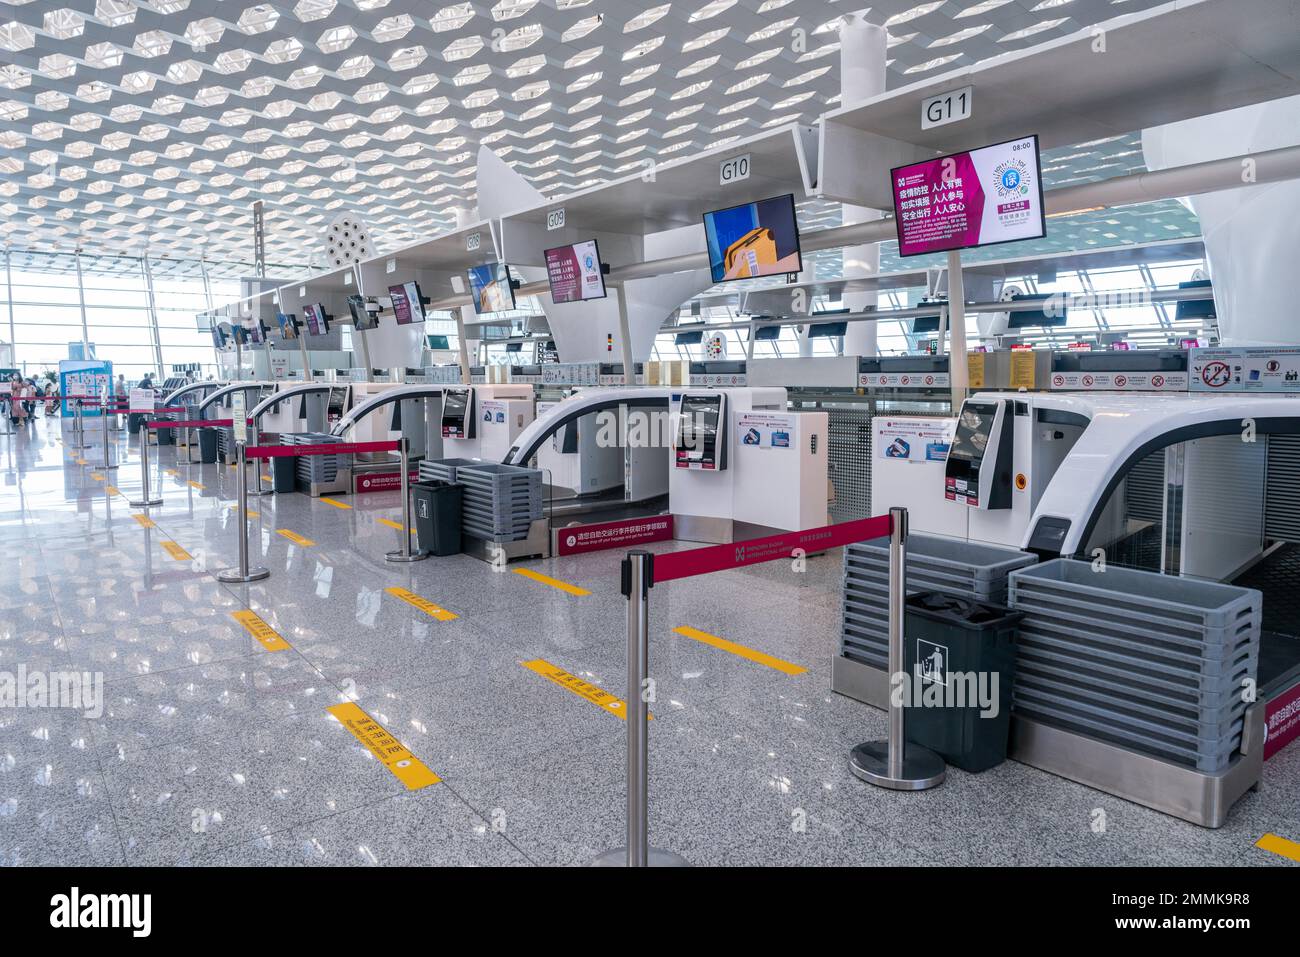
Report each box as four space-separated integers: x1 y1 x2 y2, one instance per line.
891 134 1046 258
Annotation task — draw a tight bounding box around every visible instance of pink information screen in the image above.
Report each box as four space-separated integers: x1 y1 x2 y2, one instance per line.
891 135 1045 258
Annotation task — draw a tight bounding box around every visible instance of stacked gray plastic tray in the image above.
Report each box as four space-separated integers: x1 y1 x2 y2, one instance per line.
280 432 352 487
841 534 1038 668
455 462 543 543
417 457 482 485
1008 559 1261 773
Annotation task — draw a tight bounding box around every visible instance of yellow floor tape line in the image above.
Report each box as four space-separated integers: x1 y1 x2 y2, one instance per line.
165 469 178 476
90 472 105 481
74 458 87 465
318 496 351 509
673 625 808 675
160 540 192 561
186 480 204 490
378 517 416 534
131 514 156 528
1256 833 1300 863
385 586 458 621
521 658 647 721
277 529 315 547
228 504 260 518
261 474 272 483
327 701 440 790
105 485 120 497
512 567 591 596
230 609 292 652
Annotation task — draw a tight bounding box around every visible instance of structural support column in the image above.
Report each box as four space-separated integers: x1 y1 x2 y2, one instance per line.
4 248 15 371
947 249 968 406
454 306 472 385
74 251 90 356
141 255 165 377
839 11 887 358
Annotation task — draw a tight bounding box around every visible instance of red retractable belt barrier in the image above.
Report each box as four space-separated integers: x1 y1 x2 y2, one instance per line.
245 440 399 459
651 513 893 583
147 418 235 429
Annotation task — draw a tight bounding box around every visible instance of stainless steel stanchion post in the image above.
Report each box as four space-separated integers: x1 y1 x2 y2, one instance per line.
217 442 270 584
850 507 945 790
72 400 86 449
593 551 687 867
386 438 428 563
101 399 118 471
128 423 163 508
246 421 272 497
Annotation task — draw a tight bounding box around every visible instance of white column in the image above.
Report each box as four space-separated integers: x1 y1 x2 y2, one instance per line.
74 251 90 355
5 248 15 369
839 11 888 358
141 255 165 377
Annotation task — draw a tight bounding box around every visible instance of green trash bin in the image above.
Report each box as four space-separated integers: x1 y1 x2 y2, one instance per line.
903 592 1021 773
412 480 462 557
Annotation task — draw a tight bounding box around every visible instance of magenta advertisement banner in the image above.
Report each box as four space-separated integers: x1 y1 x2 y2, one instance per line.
892 135 1045 258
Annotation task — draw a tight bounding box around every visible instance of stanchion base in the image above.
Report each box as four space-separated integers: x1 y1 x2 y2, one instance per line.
849 741 946 791
591 848 689 867
101 464 119 471
246 488 274 497
127 498 163 508
385 550 430 563
217 567 270 583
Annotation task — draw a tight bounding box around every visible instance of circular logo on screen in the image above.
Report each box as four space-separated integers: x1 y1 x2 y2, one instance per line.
992 157 1032 198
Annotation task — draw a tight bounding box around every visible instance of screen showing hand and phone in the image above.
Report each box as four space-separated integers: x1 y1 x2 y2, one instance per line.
467 262 517 314
702 193 803 283
544 239 607 303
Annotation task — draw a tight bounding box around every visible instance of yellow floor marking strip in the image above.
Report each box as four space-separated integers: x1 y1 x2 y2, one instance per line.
1257 833 1300 862
131 513 156 528
90 472 105 481
318 496 351 510
378 517 416 534
277 528 315 547
230 609 292 652
228 504 260 517
75 458 87 465
512 567 591 596
672 625 808 676
385 586 457 621
105 485 120 497
186 480 204 490
327 701 440 790
161 540 192 561
165 469 178 476
262 474 272 483
521 659 646 721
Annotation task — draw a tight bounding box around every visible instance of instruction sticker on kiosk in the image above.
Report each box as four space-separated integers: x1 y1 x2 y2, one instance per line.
876 418 954 463
737 412 794 450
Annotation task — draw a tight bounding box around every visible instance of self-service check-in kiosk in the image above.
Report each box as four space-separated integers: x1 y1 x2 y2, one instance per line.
670 387 828 543
442 384 535 461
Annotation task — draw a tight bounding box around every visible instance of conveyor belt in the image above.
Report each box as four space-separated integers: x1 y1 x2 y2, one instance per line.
1233 543 1300 694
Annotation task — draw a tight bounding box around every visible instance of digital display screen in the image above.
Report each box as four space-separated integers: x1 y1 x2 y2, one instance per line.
348 295 379 331
302 303 330 336
703 193 802 283
229 325 248 345
441 387 471 438
389 281 425 324
544 239 607 303
948 405 994 462
247 320 267 344
892 135 1045 257
467 262 516 314
427 334 450 350
211 325 228 350
277 312 300 340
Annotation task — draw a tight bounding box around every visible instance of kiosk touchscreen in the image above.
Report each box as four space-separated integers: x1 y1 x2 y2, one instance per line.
441 386 475 439
277 312 300 340
348 295 380 331
674 392 727 470
944 398 1013 509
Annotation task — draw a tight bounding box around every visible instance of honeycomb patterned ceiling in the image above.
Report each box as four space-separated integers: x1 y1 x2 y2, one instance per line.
0 0 1184 269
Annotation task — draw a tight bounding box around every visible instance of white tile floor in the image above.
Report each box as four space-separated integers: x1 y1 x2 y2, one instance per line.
0 414 1296 866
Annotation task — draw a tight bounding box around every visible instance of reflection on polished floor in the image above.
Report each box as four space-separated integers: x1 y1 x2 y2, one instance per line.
0 416 1295 867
